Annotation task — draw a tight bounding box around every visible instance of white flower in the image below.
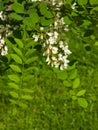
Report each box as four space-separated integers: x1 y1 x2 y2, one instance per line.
54 31 59 39
60 65 64 70
46 48 50 55
51 55 57 61
31 0 37 2
52 61 59 68
71 2 77 10
52 47 58 54
54 21 58 27
0 11 5 20
0 11 3 19
44 45 52 55
1 46 8 56
32 34 39 42
46 56 50 63
59 41 64 48
1 38 5 44
40 34 44 39
40 27 44 31
60 17 65 25
48 37 56 44
58 1 63 6
64 25 69 31
63 46 72 55
47 32 53 37
58 53 63 61
54 62 59 68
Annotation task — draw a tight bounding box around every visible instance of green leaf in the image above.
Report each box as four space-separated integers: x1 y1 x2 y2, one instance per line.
21 95 32 100
90 0 98 5
12 2 24 13
77 0 88 5
40 2 47 15
8 75 20 83
30 12 39 24
22 88 34 93
63 80 72 87
82 20 92 27
70 90 75 95
66 0 73 5
25 57 38 64
72 96 77 100
25 41 35 48
14 38 24 48
23 17 35 28
11 54 22 64
77 89 86 96
5 38 14 52
78 98 88 108
9 99 17 104
22 75 34 81
44 11 54 18
41 17 54 26
13 47 23 57
9 91 19 99
57 71 68 80
24 66 38 73
18 102 27 109
25 49 36 57
24 12 39 29
64 16 72 25
69 69 78 79
94 41 98 46
8 82 19 90
73 78 80 88
10 13 23 20
10 64 21 72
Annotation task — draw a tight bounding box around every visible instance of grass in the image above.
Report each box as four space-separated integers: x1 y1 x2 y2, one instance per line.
0 53 98 130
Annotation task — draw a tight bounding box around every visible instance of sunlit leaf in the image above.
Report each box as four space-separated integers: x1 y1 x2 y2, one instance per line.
90 0 98 5
73 78 80 88
21 95 32 100
8 82 19 90
8 75 20 83
77 0 88 5
10 13 23 20
14 38 24 48
77 89 86 96
63 80 72 87
12 2 24 13
10 64 21 72
78 98 88 108
13 47 23 57
9 91 19 98
11 54 22 64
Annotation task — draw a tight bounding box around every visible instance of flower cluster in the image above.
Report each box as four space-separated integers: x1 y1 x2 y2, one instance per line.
0 11 12 56
32 1 72 70
0 11 6 21
31 0 63 6
0 35 8 56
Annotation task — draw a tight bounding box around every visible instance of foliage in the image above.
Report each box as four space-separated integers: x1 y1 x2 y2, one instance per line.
0 0 98 129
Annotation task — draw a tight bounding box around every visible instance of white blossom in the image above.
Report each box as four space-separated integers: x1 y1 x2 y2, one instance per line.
52 47 58 54
32 34 39 42
51 55 57 61
46 56 50 63
1 46 8 56
48 37 56 44
71 2 77 10
40 27 44 31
